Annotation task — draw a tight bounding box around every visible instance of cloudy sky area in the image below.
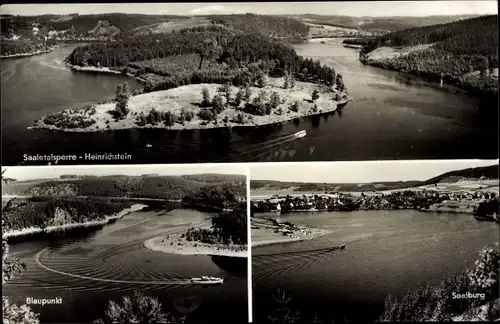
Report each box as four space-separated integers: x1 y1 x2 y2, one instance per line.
251 160 498 183
3 164 246 181
1 1 497 17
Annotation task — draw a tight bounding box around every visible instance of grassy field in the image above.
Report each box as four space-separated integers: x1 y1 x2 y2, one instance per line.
32 77 351 132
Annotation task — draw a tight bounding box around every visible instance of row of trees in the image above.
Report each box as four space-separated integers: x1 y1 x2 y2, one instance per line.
2 170 40 324
0 39 50 56
135 108 195 127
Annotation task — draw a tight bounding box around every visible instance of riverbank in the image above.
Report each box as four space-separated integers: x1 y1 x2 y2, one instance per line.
1 47 55 59
359 45 499 97
68 64 146 84
3 203 147 239
144 234 248 258
30 78 352 132
251 217 329 247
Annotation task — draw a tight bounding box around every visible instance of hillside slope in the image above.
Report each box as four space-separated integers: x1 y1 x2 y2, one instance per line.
359 15 498 97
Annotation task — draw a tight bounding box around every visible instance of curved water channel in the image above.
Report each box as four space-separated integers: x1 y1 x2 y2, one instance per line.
3 208 248 323
1 40 497 165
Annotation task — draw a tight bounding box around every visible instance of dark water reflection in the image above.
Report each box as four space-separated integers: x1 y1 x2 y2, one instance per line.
1 41 497 165
4 208 248 323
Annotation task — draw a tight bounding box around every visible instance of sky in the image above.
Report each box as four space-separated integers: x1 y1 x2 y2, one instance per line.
1 1 497 17
250 160 499 183
3 164 247 181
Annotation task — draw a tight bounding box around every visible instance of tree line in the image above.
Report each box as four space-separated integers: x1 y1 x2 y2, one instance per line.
182 180 246 210
2 197 132 231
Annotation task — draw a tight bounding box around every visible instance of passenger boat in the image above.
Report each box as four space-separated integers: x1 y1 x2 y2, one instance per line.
190 276 224 285
294 130 307 139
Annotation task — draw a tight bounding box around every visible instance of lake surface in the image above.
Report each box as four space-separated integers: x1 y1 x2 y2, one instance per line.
251 210 499 322
3 208 248 323
1 41 497 166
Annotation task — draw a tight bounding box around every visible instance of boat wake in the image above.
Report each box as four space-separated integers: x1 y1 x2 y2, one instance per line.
252 245 345 281
35 248 193 286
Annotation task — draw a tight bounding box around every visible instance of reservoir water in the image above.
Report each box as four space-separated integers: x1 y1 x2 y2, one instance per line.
3 208 248 323
251 210 499 322
1 41 497 166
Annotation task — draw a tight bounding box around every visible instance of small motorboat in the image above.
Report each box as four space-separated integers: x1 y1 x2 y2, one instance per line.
146 143 152 148
191 276 224 285
294 130 307 139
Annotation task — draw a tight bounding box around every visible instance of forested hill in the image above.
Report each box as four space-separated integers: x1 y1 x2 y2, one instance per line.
183 181 247 209
181 174 246 183
360 15 498 97
2 174 245 200
1 13 309 40
362 15 498 57
420 165 498 186
208 13 310 38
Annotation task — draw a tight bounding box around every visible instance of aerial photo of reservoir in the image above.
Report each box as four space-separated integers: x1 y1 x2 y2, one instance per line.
2 164 249 323
250 160 499 323
1 1 498 165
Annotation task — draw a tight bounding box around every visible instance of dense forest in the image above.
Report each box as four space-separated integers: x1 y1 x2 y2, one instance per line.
2 197 132 231
251 164 498 192
6 174 247 202
182 180 246 210
359 15 498 96
0 13 189 38
0 39 53 56
181 174 245 183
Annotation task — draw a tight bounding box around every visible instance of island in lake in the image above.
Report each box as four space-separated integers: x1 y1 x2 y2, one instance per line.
26 21 351 132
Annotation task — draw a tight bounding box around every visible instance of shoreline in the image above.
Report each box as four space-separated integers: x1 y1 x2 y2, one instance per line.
358 46 499 98
144 234 248 258
1 47 55 59
251 217 330 247
3 203 147 240
30 81 352 133
68 64 146 84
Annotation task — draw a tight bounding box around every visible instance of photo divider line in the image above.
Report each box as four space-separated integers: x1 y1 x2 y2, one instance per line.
246 165 253 323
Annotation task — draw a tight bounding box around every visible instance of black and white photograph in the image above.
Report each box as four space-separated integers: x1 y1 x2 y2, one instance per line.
250 160 499 322
1 164 249 323
1 1 498 166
